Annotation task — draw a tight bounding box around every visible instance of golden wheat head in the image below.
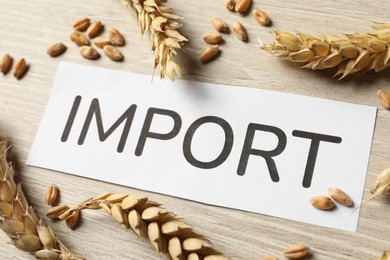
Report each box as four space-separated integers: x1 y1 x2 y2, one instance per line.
0 141 84 260
262 23 390 79
49 192 228 260
121 0 187 81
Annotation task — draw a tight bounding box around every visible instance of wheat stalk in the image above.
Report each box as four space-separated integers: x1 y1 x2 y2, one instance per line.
49 193 228 260
0 141 84 260
261 23 390 79
121 0 187 81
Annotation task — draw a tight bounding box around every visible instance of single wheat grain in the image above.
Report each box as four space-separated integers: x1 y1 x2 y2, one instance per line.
0 54 12 74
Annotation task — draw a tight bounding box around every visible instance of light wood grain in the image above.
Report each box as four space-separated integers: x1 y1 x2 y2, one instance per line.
0 0 389 259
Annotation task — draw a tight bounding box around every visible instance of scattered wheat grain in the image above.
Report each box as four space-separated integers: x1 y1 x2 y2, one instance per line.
45 184 59 206
73 17 91 32
13 58 28 80
232 22 248 42
0 53 13 74
103 45 123 61
86 21 104 38
202 32 223 44
79 46 100 59
211 18 229 33
310 196 335 210
235 0 251 13
328 187 353 207
377 88 390 109
108 28 125 46
283 244 309 259
200 45 220 63
93 37 113 48
252 9 270 26
47 43 67 57
70 31 90 46
224 0 236 11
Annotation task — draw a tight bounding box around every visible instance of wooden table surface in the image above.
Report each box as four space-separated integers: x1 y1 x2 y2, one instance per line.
0 0 389 259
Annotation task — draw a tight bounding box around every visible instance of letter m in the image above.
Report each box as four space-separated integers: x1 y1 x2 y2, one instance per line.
78 98 137 153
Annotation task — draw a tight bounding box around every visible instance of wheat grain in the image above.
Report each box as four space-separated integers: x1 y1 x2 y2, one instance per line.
252 9 270 26
232 22 248 42
211 18 229 33
121 0 187 81
199 45 220 63
328 188 353 207
202 32 223 45
47 43 67 57
224 0 236 12
70 31 90 46
73 17 91 32
0 141 84 260
377 89 390 109
235 0 251 13
0 53 13 74
80 46 100 60
108 28 125 46
262 24 390 79
309 196 336 210
103 45 124 61
283 244 309 259
86 21 104 38
51 193 228 260
45 184 59 206
13 58 28 80
93 37 113 48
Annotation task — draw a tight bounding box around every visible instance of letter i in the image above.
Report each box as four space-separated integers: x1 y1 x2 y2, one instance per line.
61 96 82 142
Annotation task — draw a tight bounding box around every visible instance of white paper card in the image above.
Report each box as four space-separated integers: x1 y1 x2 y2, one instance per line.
28 62 377 231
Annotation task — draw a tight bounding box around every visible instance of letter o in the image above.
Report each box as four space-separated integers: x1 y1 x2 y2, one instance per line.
183 116 234 169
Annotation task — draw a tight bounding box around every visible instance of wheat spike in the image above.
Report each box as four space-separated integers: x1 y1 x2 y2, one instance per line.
51 193 228 260
379 248 390 260
0 141 84 260
363 167 390 203
262 23 390 79
121 0 187 81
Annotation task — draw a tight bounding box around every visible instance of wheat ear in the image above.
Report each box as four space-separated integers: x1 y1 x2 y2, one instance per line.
0 141 84 260
49 193 228 260
379 248 390 260
262 23 390 79
121 0 187 81
363 167 390 203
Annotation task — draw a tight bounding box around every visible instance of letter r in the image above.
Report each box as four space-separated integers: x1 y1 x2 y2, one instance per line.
237 123 287 182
